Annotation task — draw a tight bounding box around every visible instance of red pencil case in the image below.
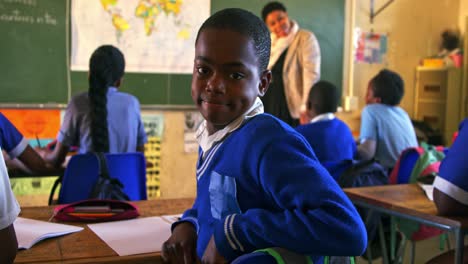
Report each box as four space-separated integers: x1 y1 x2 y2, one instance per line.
53 199 139 222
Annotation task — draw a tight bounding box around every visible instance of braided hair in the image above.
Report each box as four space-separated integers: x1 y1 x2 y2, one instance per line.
88 45 125 153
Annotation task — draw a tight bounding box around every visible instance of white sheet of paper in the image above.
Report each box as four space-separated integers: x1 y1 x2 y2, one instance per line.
14 217 83 249
88 216 172 256
419 183 434 201
161 214 182 224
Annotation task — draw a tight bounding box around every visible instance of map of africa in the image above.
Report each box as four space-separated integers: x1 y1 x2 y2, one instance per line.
71 0 210 73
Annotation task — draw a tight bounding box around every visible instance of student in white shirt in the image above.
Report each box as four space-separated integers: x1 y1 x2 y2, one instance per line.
0 149 20 263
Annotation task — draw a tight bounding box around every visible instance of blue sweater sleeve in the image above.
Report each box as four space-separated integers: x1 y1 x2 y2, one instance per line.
434 118 468 203
213 133 367 259
0 113 27 158
172 198 200 234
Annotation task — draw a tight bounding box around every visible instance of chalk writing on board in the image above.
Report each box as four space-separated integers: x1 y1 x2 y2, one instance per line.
0 9 57 25
3 0 36 6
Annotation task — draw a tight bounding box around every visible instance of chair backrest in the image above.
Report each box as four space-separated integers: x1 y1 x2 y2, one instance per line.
58 152 147 204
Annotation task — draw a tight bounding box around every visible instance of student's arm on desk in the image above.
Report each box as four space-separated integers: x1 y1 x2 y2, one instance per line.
0 224 17 264
4 147 54 175
433 188 468 216
357 139 376 160
18 146 55 173
39 141 69 169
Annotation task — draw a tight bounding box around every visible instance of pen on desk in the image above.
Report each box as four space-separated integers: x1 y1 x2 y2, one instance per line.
35 134 42 148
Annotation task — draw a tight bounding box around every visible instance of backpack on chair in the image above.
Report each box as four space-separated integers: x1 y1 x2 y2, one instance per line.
389 142 446 185
89 152 130 201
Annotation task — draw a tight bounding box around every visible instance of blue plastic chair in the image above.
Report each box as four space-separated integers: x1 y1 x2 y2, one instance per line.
58 152 147 204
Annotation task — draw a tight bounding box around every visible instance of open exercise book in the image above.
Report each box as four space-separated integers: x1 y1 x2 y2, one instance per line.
88 214 181 256
14 217 83 249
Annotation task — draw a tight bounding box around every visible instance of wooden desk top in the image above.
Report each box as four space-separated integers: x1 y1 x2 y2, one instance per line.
344 184 468 230
15 198 194 264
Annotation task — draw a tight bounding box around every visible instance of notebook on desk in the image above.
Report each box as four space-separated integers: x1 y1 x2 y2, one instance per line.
88 216 173 256
14 217 83 249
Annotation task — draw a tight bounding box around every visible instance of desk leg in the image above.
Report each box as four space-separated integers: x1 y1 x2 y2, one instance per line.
364 210 374 264
454 228 463 264
390 216 395 261
379 220 389 264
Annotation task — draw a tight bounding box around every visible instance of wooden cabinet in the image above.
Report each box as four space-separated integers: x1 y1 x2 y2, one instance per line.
414 66 463 145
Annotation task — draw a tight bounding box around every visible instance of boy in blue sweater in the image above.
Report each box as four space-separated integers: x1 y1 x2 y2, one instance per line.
434 118 468 215
162 8 367 264
296 81 356 163
429 118 468 263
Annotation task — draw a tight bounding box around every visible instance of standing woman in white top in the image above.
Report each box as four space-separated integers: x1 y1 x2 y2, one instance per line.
0 149 21 263
261 1 321 127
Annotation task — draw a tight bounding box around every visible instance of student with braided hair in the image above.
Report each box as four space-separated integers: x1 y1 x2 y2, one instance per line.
42 45 147 167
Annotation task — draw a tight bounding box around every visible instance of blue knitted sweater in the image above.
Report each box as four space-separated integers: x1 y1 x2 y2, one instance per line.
176 114 367 263
296 118 357 163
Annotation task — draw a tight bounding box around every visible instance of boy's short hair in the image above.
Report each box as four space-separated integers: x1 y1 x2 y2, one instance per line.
261 1 287 21
307 80 339 114
370 69 404 106
196 8 271 71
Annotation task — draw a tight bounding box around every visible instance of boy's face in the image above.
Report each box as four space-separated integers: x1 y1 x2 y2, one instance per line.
192 28 271 135
365 82 381 105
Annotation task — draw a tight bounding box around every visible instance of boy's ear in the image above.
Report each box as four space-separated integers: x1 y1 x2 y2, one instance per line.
258 70 272 96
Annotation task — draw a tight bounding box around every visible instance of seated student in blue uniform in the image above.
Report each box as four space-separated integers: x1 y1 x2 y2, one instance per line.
0 113 51 173
41 45 147 167
433 118 468 215
357 69 418 171
296 80 356 163
427 118 468 263
0 150 20 264
161 8 367 264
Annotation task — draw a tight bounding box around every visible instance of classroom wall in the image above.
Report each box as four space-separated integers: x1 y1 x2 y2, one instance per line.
156 111 197 199
460 1 468 34
352 0 461 117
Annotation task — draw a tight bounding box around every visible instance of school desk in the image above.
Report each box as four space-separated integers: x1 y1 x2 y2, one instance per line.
14 198 194 264
344 184 468 264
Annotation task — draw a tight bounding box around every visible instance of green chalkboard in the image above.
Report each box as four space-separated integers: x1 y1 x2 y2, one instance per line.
0 0 68 104
0 0 344 105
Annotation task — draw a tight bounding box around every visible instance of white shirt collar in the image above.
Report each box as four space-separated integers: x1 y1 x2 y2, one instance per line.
310 113 335 123
196 97 264 153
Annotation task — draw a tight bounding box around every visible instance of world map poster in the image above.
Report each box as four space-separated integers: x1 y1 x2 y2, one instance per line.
71 0 210 73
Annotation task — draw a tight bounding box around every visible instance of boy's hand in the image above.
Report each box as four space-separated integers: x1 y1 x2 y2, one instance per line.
201 235 227 264
162 222 198 264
